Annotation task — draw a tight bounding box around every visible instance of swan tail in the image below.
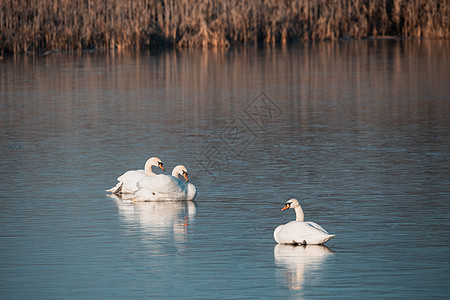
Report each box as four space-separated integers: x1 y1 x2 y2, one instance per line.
319 234 335 245
106 183 123 195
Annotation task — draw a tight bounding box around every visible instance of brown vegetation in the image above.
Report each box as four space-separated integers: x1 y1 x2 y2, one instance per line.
1 0 448 55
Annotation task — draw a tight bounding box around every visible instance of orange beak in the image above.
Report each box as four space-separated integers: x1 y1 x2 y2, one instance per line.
183 173 189 182
158 163 165 171
281 204 290 211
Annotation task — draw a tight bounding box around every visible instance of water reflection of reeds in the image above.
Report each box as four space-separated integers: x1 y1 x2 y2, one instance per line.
1 0 448 55
2 40 448 134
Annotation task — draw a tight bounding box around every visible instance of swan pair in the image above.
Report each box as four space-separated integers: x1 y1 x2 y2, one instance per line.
274 199 335 245
107 157 197 201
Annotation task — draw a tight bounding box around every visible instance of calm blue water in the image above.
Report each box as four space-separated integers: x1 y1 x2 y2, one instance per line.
1 40 450 299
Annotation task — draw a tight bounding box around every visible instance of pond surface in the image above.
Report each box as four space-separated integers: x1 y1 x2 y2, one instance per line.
1 40 450 299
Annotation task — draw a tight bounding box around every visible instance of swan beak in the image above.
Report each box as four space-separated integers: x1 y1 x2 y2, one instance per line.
281 204 290 211
183 172 189 182
158 163 165 171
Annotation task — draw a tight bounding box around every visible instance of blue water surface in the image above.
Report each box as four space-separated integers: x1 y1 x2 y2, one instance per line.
1 40 449 299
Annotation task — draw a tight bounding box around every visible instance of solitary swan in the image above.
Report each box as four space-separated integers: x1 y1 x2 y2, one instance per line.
274 199 335 245
106 157 165 195
130 165 197 201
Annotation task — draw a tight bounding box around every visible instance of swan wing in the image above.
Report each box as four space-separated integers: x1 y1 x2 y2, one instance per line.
137 174 185 194
274 222 311 244
306 221 329 234
274 221 334 245
132 175 197 201
117 169 145 183
106 170 146 194
116 170 147 193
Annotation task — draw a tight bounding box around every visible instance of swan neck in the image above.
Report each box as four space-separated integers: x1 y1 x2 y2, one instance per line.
294 206 304 222
171 169 179 178
144 164 155 175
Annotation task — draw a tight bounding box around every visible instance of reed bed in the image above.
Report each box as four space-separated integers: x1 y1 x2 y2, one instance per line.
1 0 448 55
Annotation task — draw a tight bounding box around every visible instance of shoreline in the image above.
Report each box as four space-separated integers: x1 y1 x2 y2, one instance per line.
1 0 448 56
2 36 447 60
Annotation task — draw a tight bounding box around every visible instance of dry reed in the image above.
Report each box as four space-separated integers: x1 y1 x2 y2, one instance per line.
1 0 448 55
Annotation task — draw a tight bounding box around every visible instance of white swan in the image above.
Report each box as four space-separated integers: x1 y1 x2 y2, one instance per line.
106 157 165 195
274 199 335 245
129 165 197 201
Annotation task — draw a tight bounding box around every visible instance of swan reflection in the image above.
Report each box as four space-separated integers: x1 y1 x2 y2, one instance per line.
274 244 333 291
113 195 196 242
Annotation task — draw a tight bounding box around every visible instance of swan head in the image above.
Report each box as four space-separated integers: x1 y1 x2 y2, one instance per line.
172 165 189 182
281 198 300 211
144 157 165 174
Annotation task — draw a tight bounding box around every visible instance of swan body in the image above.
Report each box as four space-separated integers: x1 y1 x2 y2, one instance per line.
106 157 164 194
274 199 335 245
130 165 197 201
